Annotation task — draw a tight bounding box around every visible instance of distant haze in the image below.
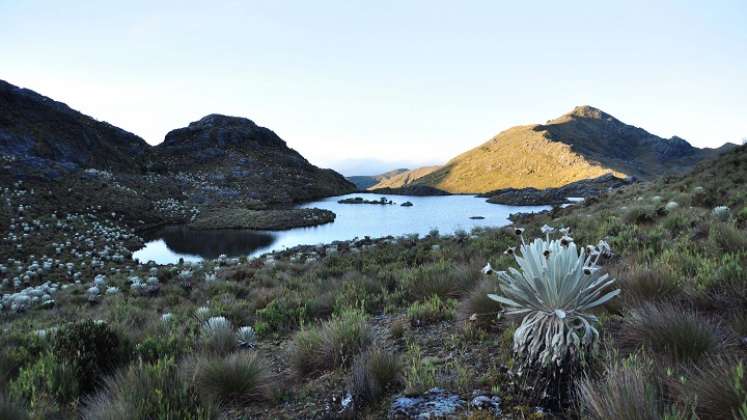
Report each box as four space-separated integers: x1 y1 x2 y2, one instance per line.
2 1 745 170
328 159 439 177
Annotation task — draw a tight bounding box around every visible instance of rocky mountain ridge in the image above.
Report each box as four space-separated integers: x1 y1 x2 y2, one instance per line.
0 79 355 204
0 79 150 178
372 106 735 193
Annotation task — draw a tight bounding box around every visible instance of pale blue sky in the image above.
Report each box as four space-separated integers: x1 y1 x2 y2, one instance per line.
2 0 745 175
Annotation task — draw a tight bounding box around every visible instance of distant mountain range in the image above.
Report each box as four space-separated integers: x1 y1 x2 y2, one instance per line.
347 168 409 190
0 79 355 203
362 106 735 193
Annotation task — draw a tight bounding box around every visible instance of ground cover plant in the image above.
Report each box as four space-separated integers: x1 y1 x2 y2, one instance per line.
0 145 745 418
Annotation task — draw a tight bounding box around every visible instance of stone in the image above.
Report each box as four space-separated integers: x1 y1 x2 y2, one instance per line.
389 388 465 419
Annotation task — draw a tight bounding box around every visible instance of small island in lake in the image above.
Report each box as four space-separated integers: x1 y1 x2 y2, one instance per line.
338 196 394 205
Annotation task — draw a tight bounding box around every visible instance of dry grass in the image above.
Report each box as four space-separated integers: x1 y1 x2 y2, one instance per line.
349 350 402 405
618 302 731 364
189 352 273 406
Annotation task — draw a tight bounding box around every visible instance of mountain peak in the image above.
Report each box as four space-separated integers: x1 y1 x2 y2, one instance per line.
188 114 258 129
566 105 615 120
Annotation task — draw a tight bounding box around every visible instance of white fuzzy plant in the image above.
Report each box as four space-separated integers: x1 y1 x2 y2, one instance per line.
488 232 619 367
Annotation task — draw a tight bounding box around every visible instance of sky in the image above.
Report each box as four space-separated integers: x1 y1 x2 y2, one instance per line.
2 1 746 175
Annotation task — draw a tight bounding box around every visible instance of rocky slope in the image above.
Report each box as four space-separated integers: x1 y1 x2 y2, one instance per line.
0 79 151 178
153 114 355 203
347 168 409 190
0 79 354 207
378 106 734 193
482 173 635 205
369 165 441 190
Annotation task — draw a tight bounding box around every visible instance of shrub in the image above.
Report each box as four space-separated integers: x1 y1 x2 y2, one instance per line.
82 358 211 420
255 295 307 334
0 331 46 390
708 222 747 253
349 350 402 405
738 207 747 225
52 320 129 396
703 252 747 304
136 334 190 363
0 392 28 420
619 303 729 363
457 280 502 330
407 295 456 326
9 352 79 410
577 357 674 420
190 352 272 406
488 237 619 367
672 356 747 420
622 207 656 225
404 263 479 301
289 309 372 377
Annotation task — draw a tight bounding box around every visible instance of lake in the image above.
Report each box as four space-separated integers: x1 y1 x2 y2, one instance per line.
133 193 550 264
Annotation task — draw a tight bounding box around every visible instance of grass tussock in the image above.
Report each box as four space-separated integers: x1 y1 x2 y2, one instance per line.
577 358 680 420
616 266 682 304
82 358 210 420
671 356 747 420
407 295 456 326
619 302 730 364
457 280 502 330
404 263 480 301
349 349 402 405
289 309 372 377
190 352 273 406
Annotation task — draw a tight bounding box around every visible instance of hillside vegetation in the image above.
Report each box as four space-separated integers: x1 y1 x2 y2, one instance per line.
1 125 745 419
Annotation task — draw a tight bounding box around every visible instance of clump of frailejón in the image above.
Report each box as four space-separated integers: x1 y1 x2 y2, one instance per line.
488 228 619 367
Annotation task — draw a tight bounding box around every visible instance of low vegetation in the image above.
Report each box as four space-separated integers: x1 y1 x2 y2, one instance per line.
1 145 745 418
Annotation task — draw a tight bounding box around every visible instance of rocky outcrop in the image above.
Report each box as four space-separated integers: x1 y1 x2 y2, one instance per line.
154 114 356 203
0 79 150 178
483 174 635 205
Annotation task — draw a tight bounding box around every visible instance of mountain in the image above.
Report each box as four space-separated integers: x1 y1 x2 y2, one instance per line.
347 168 409 190
0 79 354 203
400 106 734 193
0 79 150 178
153 114 355 203
369 165 442 190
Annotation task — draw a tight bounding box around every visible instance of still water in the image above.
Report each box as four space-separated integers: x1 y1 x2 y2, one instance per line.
133 193 550 264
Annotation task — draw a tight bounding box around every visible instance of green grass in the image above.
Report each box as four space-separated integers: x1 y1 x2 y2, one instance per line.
289 308 373 377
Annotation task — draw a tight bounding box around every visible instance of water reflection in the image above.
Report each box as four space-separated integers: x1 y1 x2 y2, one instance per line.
134 193 551 264
138 225 275 262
